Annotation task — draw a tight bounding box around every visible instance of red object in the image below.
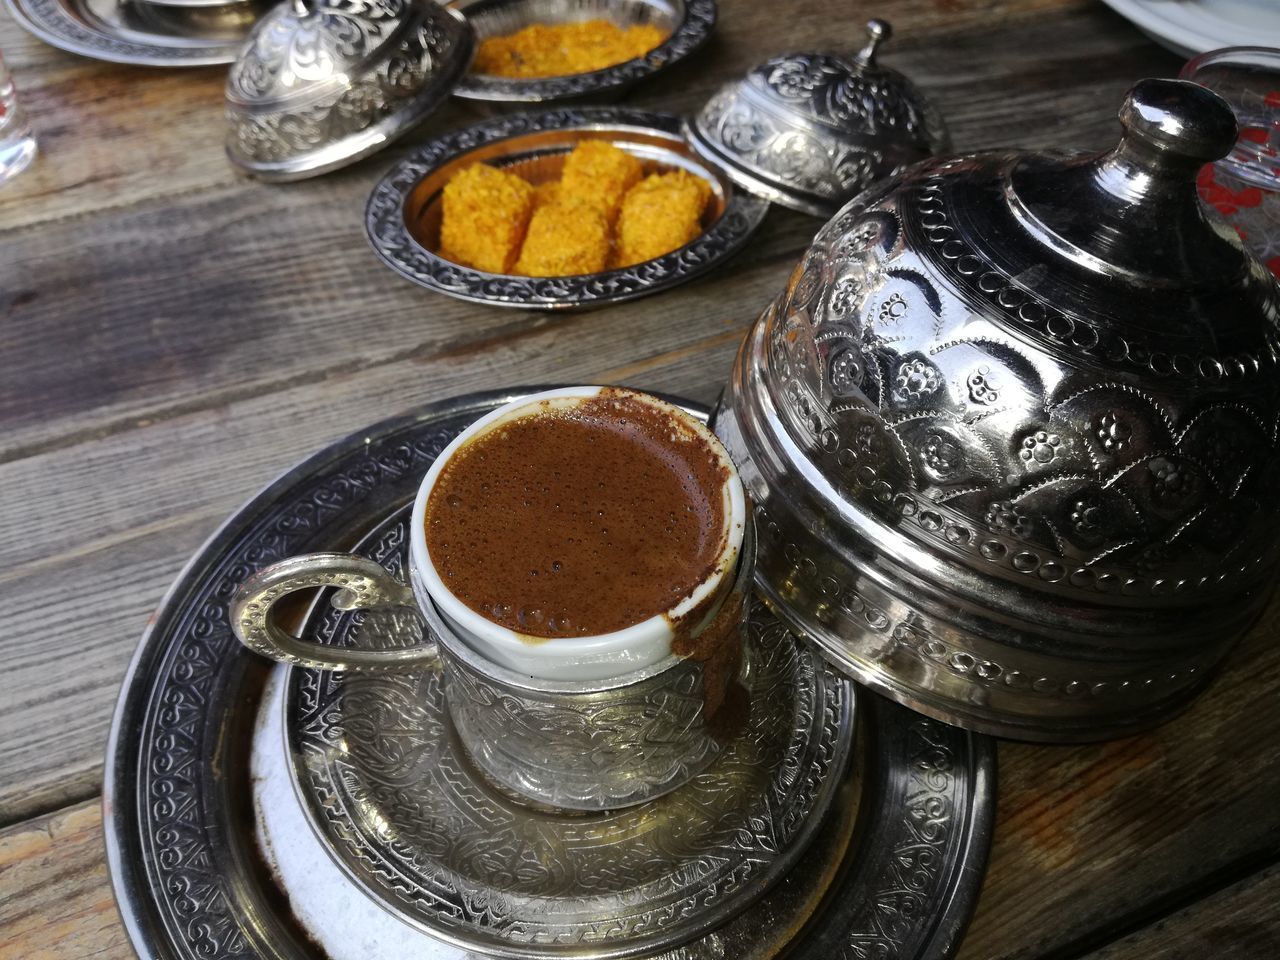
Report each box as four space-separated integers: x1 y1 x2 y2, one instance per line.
1265 91 1280 108
1240 126 1269 144
1197 165 1265 216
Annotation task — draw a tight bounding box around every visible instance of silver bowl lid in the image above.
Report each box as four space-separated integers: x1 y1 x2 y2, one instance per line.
225 0 473 181
687 18 949 218
714 78 1280 740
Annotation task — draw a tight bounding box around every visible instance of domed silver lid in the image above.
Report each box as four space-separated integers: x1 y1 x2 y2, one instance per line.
225 0 473 181
715 78 1280 740
686 19 949 218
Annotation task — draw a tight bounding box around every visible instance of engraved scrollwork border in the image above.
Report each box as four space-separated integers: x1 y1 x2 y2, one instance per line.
754 497 1224 707
364 107 769 309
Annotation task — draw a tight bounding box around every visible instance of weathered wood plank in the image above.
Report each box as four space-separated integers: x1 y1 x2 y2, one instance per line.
955 616 1280 960
1081 864 1280 960
0 181 813 465
0 278 769 821
0 4 1175 463
0 800 132 960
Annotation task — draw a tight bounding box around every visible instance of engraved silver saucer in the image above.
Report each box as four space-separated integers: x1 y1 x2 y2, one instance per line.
5 0 259 66
365 108 769 310
285 507 850 958
104 387 996 960
447 0 716 103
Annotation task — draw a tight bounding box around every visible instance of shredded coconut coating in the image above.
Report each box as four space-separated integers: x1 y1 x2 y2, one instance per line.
559 140 644 224
613 169 712 268
439 164 535 274
472 20 666 79
437 145 715 277
514 199 611 276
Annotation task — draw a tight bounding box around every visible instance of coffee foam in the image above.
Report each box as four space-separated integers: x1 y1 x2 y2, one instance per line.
425 388 732 641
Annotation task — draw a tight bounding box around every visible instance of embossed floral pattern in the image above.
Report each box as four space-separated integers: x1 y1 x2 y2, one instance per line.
922 430 962 480
1096 412 1132 453
1069 494 1108 543
966 366 1000 405
829 277 863 316
986 501 1032 538
894 358 941 400
766 57 840 98
1019 430 1062 465
1148 457 1195 506
854 422 887 464
878 292 908 324
829 348 864 393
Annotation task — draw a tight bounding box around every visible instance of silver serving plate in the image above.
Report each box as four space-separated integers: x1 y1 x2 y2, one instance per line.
447 0 715 103
5 0 260 66
289 510 849 957
104 386 995 960
365 108 769 310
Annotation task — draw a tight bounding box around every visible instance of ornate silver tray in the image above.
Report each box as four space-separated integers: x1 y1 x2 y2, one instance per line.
447 0 716 103
365 109 769 310
104 386 996 960
287 506 851 958
5 0 258 66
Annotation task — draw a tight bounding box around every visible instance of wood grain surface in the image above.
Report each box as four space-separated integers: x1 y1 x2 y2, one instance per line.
1 0 1275 957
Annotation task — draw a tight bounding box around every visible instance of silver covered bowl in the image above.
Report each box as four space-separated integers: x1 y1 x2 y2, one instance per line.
687 18 949 218
715 78 1280 741
225 0 473 181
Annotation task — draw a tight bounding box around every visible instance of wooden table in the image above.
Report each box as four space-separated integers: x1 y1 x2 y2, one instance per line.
2 0 1278 956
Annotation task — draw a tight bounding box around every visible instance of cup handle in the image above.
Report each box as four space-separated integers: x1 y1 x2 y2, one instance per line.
230 553 438 672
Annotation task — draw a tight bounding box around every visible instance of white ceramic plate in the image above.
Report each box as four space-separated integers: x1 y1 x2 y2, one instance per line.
1100 0 1280 57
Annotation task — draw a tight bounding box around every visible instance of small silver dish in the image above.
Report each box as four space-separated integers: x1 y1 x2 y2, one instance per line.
225 0 474 182
687 18 950 218
448 0 716 103
5 0 260 65
365 107 769 310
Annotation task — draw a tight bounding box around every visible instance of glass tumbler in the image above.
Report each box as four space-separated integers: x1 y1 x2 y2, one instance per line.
0 51 36 186
1181 47 1280 278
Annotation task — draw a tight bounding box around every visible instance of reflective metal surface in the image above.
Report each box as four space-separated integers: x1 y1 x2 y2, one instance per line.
225 0 473 181
231 523 758 811
423 521 757 810
286 509 849 957
365 108 769 309
5 0 259 66
687 18 949 218
104 386 995 960
447 0 715 103
715 79 1280 740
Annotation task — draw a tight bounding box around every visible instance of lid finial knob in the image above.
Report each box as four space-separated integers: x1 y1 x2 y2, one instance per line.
855 19 891 66
1115 78 1238 174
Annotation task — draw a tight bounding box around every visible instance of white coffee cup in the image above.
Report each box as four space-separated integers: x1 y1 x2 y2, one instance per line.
410 386 747 682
